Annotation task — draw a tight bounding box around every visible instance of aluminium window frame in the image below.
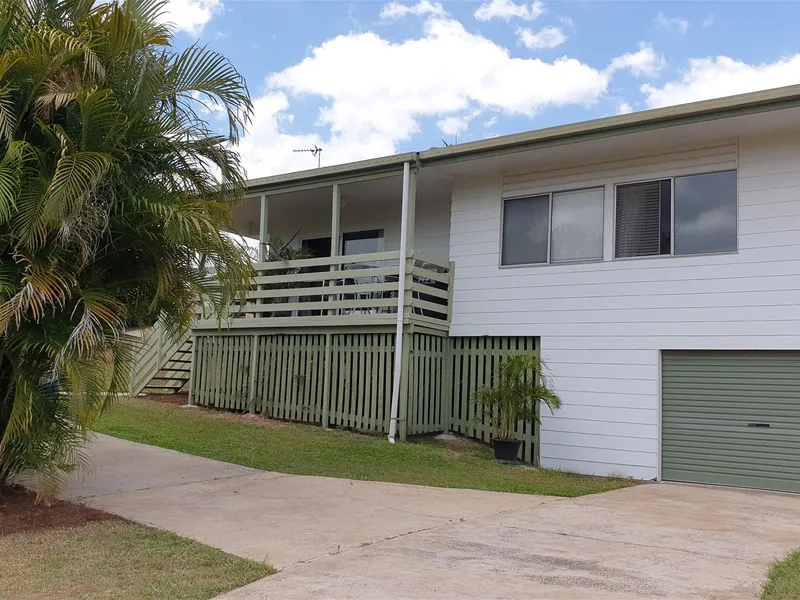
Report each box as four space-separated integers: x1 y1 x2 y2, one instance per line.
611 169 739 262
499 185 606 269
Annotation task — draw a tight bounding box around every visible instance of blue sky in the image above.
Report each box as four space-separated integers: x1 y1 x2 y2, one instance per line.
164 0 800 177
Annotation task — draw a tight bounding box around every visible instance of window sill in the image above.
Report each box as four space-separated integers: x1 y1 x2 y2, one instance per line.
612 249 739 262
498 249 740 270
498 258 605 270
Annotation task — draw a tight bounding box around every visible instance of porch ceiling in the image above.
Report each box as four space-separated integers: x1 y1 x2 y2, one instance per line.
232 169 454 239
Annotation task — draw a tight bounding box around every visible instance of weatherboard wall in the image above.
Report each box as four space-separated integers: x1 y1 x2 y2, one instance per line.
447 132 800 479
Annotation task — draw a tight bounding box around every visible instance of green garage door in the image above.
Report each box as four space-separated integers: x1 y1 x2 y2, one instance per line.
662 351 800 493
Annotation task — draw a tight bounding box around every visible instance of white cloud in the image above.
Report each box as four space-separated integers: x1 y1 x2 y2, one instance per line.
236 93 396 177
239 15 664 177
484 116 498 128
517 26 566 50
702 15 714 28
190 91 225 116
642 54 800 109
607 43 665 77
380 0 445 20
474 0 545 22
655 12 689 34
160 0 223 36
616 101 633 115
437 115 472 136
558 15 574 29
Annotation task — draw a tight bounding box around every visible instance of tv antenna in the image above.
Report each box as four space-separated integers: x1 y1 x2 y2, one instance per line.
293 144 323 168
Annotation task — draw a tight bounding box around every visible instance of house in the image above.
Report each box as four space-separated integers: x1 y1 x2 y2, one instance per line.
189 84 800 494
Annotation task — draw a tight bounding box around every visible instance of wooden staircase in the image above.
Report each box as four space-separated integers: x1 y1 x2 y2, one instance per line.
130 322 193 397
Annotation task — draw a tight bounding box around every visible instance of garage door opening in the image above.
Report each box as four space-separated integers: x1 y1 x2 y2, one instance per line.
661 350 800 493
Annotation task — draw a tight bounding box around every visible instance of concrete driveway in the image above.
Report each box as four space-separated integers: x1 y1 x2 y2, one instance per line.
64 435 800 600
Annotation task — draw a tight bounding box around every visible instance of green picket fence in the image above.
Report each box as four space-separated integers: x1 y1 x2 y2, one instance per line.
407 334 448 435
255 333 327 422
191 331 539 463
328 332 396 431
191 335 252 410
448 336 539 464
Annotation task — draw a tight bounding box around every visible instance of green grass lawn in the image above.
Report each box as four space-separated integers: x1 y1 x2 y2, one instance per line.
1 520 273 600
763 550 800 600
94 399 637 497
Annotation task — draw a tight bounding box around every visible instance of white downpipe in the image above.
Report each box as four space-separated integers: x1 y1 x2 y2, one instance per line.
388 161 411 443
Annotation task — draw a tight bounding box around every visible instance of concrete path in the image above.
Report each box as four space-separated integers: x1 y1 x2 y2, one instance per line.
64 435 800 600
64 435 551 568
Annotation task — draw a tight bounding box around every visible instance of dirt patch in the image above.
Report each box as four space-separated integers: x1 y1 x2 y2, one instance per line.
0 486 120 536
420 432 490 452
139 392 189 406
130 397 293 429
202 409 294 429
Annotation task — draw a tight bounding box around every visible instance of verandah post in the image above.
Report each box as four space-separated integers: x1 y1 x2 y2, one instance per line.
442 260 456 432
247 334 258 414
321 332 333 427
442 337 453 433
187 335 198 405
329 184 341 315
398 330 412 442
257 194 268 317
388 161 415 442
258 193 269 262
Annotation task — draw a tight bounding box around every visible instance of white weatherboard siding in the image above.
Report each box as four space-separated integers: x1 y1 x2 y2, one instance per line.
448 133 800 479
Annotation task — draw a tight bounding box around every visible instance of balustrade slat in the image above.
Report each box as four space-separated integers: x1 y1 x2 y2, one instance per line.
253 250 400 271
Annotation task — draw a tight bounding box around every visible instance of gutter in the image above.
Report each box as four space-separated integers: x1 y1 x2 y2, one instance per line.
243 84 800 195
417 85 800 166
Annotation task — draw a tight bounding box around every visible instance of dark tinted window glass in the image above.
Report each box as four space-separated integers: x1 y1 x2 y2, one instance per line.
343 229 383 256
502 195 549 265
660 179 672 255
674 171 737 255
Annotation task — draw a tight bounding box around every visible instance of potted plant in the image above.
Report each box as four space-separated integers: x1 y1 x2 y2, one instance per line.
473 354 561 462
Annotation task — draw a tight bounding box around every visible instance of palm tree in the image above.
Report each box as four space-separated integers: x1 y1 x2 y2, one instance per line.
473 354 561 441
0 0 254 500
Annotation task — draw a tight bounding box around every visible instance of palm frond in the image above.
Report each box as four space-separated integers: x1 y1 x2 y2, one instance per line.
164 44 252 142
0 83 17 145
44 151 113 223
472 354 561 439
0 0 253 500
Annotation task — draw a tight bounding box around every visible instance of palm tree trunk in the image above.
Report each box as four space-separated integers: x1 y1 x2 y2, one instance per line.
0 354 15 489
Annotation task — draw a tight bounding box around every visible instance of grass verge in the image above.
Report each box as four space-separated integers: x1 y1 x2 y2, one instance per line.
763 550 800 600
94 398 637 497
0 519 274 600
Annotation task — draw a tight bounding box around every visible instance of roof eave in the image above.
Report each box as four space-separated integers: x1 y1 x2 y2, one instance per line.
245 152 417 195
244 84 800 192
419 86 800 165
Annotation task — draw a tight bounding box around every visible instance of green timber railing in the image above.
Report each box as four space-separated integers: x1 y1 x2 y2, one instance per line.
129 321 192 396
192 249 455 333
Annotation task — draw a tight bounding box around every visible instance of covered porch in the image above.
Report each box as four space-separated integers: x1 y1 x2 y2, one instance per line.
186 158 538 463
195 159 455 332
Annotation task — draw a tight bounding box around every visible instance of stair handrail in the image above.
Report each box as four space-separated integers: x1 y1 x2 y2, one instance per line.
129 320 190 396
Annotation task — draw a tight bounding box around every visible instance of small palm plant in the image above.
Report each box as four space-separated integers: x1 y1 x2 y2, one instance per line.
473 354 561 461
257 234 313 317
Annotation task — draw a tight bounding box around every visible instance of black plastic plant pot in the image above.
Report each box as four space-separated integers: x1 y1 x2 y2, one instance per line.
492 438 523 462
